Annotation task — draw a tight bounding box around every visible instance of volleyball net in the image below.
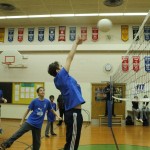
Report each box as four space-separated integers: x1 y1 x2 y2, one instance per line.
112 10 150 103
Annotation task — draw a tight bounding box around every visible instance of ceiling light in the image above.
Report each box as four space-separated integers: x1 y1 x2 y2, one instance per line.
29 15 51 18
0 12 148 20
51 14 74 17
104 0 123 7
75 13 98 16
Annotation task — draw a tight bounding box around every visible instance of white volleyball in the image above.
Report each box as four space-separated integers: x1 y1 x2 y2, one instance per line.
97 19 112 32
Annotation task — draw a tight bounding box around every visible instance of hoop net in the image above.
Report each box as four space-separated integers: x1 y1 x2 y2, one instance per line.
112 10 150 103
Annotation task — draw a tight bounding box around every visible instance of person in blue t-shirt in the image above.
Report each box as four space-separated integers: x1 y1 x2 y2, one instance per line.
45 95 57 137
48 36 85 150
0 89 7 134
0 87 61 150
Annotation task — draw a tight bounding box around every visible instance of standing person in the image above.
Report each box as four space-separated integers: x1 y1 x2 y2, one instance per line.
142 95 149 120
0 89 7 134
48 36 85 150
57 94 65 126
132 95 143 122
45 95 57 137
0 87 61 150
104 82 115 117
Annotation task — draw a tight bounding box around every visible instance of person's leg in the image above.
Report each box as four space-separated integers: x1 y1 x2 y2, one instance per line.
32 127 41 150
64 110 73 150
64 109 83 150
0 122 31 148
73 110 83 150
0 105 2 134
105 100 108 116
50 122 57 135
45 121 50 137
139 109 143 122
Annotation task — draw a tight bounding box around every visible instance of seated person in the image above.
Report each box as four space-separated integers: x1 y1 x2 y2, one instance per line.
132 95 143 122
142 95 149 120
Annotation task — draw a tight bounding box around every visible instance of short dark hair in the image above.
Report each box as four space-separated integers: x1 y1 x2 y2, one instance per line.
144 95 148 98
36 87 44 93
49 95 54 99
48 61 59 77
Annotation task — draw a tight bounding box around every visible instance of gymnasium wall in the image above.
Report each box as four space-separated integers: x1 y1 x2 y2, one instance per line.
0 24 138 120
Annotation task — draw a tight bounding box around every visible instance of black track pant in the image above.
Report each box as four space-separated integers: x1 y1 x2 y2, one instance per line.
64 109 83 150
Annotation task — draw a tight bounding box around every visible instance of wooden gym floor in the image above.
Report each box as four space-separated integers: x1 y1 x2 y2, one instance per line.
0 119 150 150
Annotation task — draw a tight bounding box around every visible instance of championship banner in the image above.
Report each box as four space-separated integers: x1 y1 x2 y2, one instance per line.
133 56 140 72
38 27 45 42
8 28 14 42
144 56 150 72
28 28 34 42
121 25 129 41
58 26 66 41
144 26 150 41
132 26 139 41
0 28 5 42
69 27 76 41
18 28 24 42
122 56 129 72
81 27 87 41
92 27 98 42
49 27 55 42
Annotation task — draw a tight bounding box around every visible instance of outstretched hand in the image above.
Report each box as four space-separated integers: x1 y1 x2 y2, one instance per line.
76 36 83 45
58 116 62 120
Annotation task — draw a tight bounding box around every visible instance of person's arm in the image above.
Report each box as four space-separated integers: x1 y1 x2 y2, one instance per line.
64 36 83 72
20 109 30 126
51 109 62 120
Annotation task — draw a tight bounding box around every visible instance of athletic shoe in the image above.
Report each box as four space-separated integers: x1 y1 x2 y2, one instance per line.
0 144 6 150
51 133 57 136
45 135 50 138
139 119 143 123
0 129 3 134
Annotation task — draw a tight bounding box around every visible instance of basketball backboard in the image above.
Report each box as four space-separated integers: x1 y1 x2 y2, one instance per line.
0 50 28 68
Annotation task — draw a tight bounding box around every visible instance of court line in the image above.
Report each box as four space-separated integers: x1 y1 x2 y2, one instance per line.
110 127 119 150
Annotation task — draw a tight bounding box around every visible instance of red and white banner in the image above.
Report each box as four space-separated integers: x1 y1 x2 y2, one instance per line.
122 56 129 72
92 27 98 42
18 28 24 42
58 26 66 41
81 27 87 41
133 56 140 72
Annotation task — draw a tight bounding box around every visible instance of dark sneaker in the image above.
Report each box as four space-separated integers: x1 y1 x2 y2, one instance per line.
45 135 50 138
0 129 3 134
51 133 57 136
0 144 6 150
57 124 62 126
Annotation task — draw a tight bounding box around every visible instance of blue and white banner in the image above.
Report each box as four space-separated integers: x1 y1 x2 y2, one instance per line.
38 27 45 42
144 26 150 41
49 27 55 41
28 28 34 42
8 28 14 42
69 27 76 41
145 56 150 72
132 26 139 41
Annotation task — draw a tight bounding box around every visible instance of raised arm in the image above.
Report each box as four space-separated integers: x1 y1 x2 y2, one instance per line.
64 36 83 72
